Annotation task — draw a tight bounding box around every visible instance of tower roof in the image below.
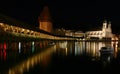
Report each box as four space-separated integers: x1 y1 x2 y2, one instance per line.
38 6 52 22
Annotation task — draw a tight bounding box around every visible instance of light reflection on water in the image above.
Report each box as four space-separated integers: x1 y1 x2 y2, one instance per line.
56 41 118 58
0 41 119 74
55 41 119 69
8 45 56 74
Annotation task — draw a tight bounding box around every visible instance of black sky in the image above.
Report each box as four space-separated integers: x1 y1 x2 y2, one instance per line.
0 0 120 34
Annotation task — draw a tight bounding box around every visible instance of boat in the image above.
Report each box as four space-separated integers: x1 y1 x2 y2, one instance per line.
99 46 114 53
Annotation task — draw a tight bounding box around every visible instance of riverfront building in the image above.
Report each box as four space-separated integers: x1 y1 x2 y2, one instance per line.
85 20 113 39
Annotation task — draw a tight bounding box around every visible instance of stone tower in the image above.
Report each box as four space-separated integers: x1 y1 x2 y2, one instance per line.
38 6 53 33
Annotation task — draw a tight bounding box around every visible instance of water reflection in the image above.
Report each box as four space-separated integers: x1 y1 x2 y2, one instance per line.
54 41 119 72
18 42 21 53
8 45 56 74
0 43 7 61
54 41 118 58
0 40 119 74
56 41 118 64
31 41 35 53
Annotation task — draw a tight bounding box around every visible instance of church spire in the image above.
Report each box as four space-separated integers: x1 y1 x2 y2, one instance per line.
102 19 107 30
108 21 112 32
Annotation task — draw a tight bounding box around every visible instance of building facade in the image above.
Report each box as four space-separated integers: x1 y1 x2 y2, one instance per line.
65 30 84 37
85 20 113 39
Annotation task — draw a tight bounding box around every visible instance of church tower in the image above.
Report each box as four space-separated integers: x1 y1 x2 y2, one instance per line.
102 20 112 38
38 6 53 33
102 20 107 37
102 20 107 31
107 21 112 37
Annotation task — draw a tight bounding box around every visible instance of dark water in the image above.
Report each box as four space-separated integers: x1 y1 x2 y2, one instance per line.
0 41 120 74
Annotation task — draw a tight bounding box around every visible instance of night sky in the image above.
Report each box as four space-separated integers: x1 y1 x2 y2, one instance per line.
0 0 120 34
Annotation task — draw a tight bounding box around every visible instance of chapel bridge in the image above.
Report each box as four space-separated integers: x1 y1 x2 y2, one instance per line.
0 13 78 42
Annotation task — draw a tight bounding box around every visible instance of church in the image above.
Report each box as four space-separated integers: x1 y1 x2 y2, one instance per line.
85 20 113 39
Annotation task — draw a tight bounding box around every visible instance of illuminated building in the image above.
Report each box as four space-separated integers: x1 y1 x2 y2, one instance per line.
38 6 53 33
54 28 66 36
65 30 84 37
53 28 84 37
85 20 113 39
74 31 84 37
65 30 74 37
